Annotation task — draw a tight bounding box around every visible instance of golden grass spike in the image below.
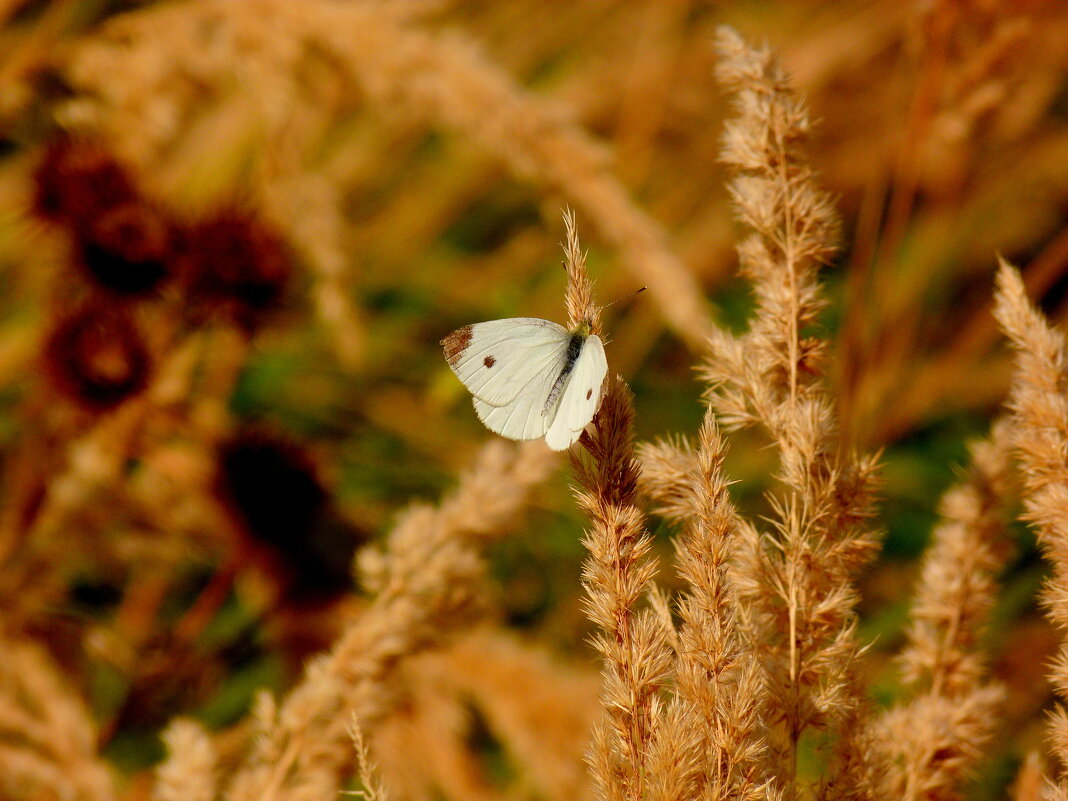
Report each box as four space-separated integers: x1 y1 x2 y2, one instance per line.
156 719 218 801
573 375 672 801
563 208 600 335
220 440 556 801
636 435 698 524
995 257 1068 785
705 26 881 794
0 637 116 801
867 423 1013 800
649 409 778 801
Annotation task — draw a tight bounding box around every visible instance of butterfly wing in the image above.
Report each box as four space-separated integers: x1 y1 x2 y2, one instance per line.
544 335 608 451
472 356 568 441
441 318 571 407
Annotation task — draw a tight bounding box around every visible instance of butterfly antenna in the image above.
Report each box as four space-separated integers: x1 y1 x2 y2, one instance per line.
599 286 647 312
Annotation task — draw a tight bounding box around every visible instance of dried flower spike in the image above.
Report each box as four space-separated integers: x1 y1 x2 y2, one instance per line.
178 208 294 331
32 136 137 229
216 428 368 608
77 200 175 295
43 303 152 411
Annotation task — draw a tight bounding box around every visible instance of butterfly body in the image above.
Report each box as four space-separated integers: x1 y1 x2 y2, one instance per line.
441 317 607 450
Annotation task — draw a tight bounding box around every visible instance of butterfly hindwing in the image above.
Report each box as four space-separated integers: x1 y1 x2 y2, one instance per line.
472 353 568 441
441 318 571 407
544 335 607 451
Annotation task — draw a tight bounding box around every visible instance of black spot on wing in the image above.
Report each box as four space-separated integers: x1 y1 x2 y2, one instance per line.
585 388 592 400
484 356 495 368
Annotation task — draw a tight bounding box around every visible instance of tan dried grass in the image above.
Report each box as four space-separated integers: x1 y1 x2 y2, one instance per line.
3 5 1068 801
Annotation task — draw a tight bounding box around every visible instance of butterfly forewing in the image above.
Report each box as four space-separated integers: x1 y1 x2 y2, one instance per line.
441 318 571 407
544 335 607 451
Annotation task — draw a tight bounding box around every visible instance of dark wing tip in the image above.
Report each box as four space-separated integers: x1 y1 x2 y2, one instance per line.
441 325 474 366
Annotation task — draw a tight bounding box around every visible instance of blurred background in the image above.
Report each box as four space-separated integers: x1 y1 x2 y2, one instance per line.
1 0 1067 795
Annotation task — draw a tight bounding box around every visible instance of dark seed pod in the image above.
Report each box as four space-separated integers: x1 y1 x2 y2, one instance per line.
44 303 151 411
178 209 293 331
32 137 137 230
77 201 175 295
216 428 367 608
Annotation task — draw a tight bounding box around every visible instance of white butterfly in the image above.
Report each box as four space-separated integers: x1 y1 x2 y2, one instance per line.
441 317 608 451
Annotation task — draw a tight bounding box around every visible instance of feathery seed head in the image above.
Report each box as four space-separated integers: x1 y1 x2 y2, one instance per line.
562 209 600 335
